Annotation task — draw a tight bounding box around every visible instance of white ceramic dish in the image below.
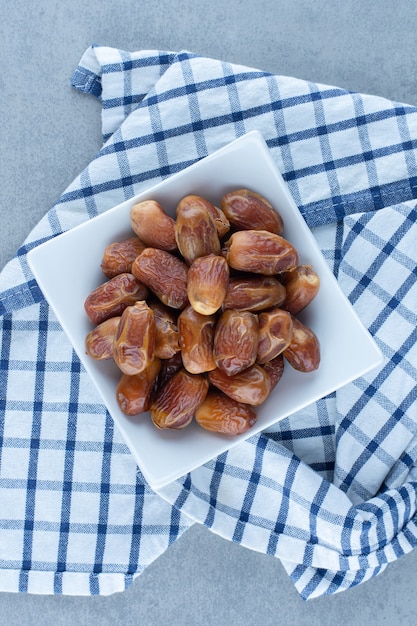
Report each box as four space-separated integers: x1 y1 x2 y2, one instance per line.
27 130 383 490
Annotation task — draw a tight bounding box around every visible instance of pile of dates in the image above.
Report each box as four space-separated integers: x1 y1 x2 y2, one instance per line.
84 189 320 436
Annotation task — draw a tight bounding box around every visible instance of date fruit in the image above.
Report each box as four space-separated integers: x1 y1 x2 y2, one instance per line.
208 364 272 406
221 189 284 234
101 236 146 278
149 301 180 359
187 254 229 315
222 275 286 312
195 390 258 435
262 354 285 390
176 195 230 238
85 316 120 360
175 199 221 264
132 247 188 309
281 265 320 315
116 358 161 415
178 305 216 374
256 308 293 364
113 301 155 375
150 368 209 429
225 230 298 275
213 309 258 376
130 200 177 251
283 316 320 372
84 273 149 325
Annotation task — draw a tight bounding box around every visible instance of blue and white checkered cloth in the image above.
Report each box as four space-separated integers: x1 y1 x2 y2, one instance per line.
1 45 416 600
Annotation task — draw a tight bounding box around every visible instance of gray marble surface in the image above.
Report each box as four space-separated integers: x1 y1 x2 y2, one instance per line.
1 1 417 624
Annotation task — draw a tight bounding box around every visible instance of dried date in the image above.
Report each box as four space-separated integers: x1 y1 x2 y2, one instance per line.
132 247 188 309
187 254 229 315
222 275 286 312
84 273 149 325
175 199 221 264
195 390 258 435
150 368 209 429
256 308 293 364
283 316 320 372
178 305 216 374
225 230 298 275
101 236 146 278
113 301 155 375
213 309 259 376
208 364 271 406
221 189 284 234
116 358 161 415
85 316 120 360
130 200 177 251
281 265 320 315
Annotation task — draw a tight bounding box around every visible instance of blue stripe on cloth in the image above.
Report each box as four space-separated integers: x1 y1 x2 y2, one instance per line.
19 301 49 591
54 354 80 593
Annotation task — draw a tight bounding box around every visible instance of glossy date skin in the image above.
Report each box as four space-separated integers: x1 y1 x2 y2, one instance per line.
113 301 155 375
85 316 121 360
221 189 284 234
131 247 189 310
208 364 271 406
149 301 180 360
175 201 221 265
283 316 320 372
195 390 258 435
150 368 209 430
256 308 293 364
187 254 229 316
130 200 177 251
84 273 149 325
213 309 259 376
116 358 161 416
100 236 146 278
225 230 299 275
178 305 216 374
222 275 286 312
176 195 230 239
281 265 320 315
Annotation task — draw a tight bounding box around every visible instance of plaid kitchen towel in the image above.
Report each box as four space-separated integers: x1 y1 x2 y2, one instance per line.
0 45 416 600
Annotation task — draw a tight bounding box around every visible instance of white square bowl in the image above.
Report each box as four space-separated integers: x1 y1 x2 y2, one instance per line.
27 130 383 490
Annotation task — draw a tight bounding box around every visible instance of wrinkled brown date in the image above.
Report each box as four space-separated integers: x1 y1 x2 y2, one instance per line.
84 273 149 325
130 200 177 251
222 275 286 312
131 247 188 309
85 316 121 360
281 265 320 315
178 305 216 374
208 364 272 406
101 236 146 278
187 254 229 315
221 189 284 234
116 358 161 416
113 301 155 375
213 309 259 376
177 195 230 239
262 354 285 390
225 230 299 275
150 368 209 429
154 351 183 393
256 308 293 364
175 200 221 265
283 316 320 372
195 390 258 435
149 301 180 359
